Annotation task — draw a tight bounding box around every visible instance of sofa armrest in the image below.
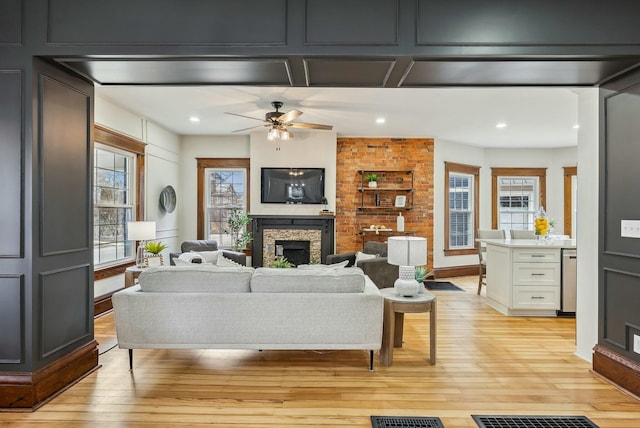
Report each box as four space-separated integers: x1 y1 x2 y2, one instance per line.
325 253 356 267
357 257 398 289
221 249 247 266
169 252 180 266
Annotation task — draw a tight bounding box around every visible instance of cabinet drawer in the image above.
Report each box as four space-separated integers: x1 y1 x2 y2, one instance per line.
513 262 560 286
512 286 560 310
512 248 559 263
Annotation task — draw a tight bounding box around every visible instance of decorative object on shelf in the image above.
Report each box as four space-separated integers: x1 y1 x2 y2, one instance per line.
270 257 293 268
228 209 252 251
127 221 156 268
534 206 549 240
366 224 390 234
365 173 378 188
396 212 405 232
394 195 406 208
319 197 334 215
159 185 176 213
388 236 428 297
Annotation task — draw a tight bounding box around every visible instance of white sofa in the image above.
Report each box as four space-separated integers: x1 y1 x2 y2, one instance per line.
112 265 384 370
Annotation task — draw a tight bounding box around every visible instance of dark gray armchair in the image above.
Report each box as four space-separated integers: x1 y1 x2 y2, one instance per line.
326 241 398 289
169 240 247 266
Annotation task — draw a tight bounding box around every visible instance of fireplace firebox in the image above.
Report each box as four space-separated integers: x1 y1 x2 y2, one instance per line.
275 240 310 266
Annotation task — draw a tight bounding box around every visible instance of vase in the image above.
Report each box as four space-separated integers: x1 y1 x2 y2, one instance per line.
368 181 377 188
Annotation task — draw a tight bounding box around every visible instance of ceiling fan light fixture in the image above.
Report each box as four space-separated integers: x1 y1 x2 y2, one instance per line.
267 127 279 141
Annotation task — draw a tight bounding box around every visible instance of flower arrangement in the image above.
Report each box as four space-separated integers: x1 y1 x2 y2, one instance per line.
534 207 549 236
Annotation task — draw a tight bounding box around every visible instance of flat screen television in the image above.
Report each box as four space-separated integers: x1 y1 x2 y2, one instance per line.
261 167 325 204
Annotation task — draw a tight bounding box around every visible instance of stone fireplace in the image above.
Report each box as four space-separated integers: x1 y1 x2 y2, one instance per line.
250 215 335 267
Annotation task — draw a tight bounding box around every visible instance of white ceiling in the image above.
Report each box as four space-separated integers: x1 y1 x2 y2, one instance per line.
95 85 580 148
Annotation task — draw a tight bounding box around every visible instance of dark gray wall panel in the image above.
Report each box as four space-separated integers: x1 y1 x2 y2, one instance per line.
40 76 90 256
305 0 398 45
304 59 395 86
603 270 640 359
40 265 91 358
0 0 22 45
417 0 640 45
0 276 24 363
47 0 286 45
604 86 640 255
0 71 23 258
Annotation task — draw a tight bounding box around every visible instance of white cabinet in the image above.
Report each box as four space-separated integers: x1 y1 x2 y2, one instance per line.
485 242 565 316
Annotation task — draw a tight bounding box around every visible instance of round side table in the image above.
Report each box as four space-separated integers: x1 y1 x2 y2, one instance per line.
124 266 146 287
379 287 436 366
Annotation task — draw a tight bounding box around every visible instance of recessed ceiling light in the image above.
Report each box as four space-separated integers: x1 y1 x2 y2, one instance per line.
572 124 580 129
495 122 507 128
376 117 386 124
189 116 200 123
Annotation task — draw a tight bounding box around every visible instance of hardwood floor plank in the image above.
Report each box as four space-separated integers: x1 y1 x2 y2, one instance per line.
1 276 638 427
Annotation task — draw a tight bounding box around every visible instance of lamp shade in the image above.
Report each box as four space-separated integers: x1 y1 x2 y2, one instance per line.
387 236 427 267
127 221 156 241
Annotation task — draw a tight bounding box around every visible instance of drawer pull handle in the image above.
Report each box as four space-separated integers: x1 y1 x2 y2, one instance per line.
531 254 546 258
531 273 545 276
531 296 545 299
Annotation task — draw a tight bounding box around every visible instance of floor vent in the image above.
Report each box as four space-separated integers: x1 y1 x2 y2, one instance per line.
472 415 599 428
371 416 444 428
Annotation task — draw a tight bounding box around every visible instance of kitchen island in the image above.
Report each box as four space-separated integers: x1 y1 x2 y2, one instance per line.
478 238 576 316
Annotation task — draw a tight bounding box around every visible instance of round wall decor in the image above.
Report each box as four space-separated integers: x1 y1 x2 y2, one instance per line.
159 185 176 213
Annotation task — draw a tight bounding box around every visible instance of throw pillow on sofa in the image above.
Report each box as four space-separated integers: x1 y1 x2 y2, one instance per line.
190 250 220 264
177 252 204 264
216 255 243 267
354 251 377 265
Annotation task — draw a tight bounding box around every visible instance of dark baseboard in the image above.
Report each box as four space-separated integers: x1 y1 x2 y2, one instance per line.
433 264 479 279
94 294 114 317
0 340 99 411
593 344 640 397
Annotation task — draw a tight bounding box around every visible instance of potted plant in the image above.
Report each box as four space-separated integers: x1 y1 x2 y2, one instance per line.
365 173 378 188
270 257 293 268
144 241 168 266
415 265 433 282
228 208 252 251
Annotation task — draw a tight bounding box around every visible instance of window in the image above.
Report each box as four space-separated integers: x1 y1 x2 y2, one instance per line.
491 168 546 231
94 145 135 265
197 159 250 246
93 125 146 271
444 162 479 255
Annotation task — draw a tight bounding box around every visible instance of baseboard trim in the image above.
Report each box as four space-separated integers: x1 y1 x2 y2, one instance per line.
433 264 478 279
0 340 99 411
593 344 640 397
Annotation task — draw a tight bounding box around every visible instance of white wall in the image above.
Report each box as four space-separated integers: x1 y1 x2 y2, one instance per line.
95 96 181 257
179 134 250 241
433 141 577 269
575 88 599 362
249 130 337 216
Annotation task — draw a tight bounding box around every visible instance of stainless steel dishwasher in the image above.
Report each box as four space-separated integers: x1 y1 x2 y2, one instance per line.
559 248 577 316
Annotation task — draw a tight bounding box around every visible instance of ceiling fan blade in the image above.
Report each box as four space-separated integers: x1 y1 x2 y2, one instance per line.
224 112 266 122
276 109 303 123
232 124 270 132
287 122 333 130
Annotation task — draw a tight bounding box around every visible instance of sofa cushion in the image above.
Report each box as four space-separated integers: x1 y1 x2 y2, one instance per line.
250 267 365 293
297 260 349 270
138 265 254 292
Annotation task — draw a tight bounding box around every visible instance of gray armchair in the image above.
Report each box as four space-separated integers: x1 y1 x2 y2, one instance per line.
169 240 247 266
326 241 398 289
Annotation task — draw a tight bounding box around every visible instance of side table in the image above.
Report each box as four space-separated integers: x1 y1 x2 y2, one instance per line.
379 287 436 366
124 266 146 287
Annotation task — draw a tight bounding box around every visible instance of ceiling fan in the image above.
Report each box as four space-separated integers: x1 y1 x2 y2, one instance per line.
225 101 333 142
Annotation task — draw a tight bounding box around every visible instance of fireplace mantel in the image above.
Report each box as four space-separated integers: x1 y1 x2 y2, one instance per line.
250 215 335 267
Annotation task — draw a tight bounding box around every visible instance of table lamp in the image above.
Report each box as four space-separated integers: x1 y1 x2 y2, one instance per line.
127 221 156 267
388 236 427 297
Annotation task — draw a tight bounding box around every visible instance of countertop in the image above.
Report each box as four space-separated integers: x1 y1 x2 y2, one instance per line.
477 238 576 249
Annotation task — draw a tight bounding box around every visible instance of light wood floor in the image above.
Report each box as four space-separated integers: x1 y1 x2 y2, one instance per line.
2 276 640 427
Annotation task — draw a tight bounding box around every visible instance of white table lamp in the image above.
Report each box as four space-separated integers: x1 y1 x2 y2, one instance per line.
127 221 156 267
388 236 427 297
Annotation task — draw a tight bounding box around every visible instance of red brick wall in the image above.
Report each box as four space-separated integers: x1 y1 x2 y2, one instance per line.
336 138 434 270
